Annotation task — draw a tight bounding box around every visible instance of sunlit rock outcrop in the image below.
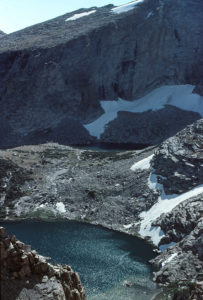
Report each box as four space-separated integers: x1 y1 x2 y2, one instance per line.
0 227 86 300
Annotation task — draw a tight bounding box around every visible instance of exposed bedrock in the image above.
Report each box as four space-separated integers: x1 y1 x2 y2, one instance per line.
151 118 203 194
0 0 202 147
151 196 203 283
0 227 86 300
148 120 203 289
100 106 200 145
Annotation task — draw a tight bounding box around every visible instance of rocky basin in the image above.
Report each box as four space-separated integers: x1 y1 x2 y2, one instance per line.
0 119 202 296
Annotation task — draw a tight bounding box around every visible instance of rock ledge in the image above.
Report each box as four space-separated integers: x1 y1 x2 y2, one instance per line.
0 226 86 300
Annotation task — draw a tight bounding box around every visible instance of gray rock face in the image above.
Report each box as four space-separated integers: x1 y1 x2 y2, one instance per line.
0 0 202 147
156 197 202 243
151 118 203 194
151 196 203 284
0 227 86 300
0 30 6 38
100 106 200 145
148 120 203 286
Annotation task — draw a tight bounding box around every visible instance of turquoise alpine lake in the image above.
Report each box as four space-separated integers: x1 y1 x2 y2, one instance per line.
1 221 159 300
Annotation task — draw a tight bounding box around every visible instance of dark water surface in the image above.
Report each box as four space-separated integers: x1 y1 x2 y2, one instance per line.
1 221 158 299
74 142 150 152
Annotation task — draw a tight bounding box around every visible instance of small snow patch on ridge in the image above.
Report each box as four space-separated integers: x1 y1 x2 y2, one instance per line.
146 11 153 19
112 0 144 14
56 202 66 213
131 154 154 171
123 223 134 229
162 253 177 267
66 10 96 21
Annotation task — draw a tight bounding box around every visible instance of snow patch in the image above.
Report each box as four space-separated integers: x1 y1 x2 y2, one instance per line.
146 11 153 19
84 85 203 138
123 222 138 229
131 154 154 171
56 202 66 213
112 0 144 14
174 171 181 177
123 223 133 229
0 194 6 205
148 227 164 245
185 162 195 167
162 253 178 267
147 173 165 193
66 10 96 21
139 177 203 246
159 242 176 252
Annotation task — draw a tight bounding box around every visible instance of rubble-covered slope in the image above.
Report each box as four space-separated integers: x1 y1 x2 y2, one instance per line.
0 227 86 300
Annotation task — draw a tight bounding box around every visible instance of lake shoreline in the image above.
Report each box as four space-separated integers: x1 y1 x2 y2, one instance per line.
1 220 159 300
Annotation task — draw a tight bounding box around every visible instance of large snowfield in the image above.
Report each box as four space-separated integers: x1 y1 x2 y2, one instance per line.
84 85 203 138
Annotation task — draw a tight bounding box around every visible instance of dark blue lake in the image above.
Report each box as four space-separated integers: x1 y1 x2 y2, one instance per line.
74 142 150 152
1 221 158 300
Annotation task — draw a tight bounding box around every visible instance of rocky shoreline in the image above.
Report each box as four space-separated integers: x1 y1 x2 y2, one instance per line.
0 226 86 300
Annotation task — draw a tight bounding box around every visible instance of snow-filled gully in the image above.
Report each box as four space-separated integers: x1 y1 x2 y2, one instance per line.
130 154 203 249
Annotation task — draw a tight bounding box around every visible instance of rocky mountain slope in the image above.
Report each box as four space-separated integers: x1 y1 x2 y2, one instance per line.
0 119 202 292
0 0 202 148
0 226 86 300
0 30 6 38
143 119 203 286
0 1 202 297
151 119 203 194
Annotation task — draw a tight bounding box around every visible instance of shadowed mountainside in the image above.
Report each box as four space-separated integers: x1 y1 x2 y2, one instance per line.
0 0 202 148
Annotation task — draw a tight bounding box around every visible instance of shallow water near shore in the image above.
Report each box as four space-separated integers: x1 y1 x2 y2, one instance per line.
1 220 159 299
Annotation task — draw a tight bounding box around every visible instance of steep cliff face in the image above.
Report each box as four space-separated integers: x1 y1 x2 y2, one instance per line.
0 0 202 148
0 227 86 300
